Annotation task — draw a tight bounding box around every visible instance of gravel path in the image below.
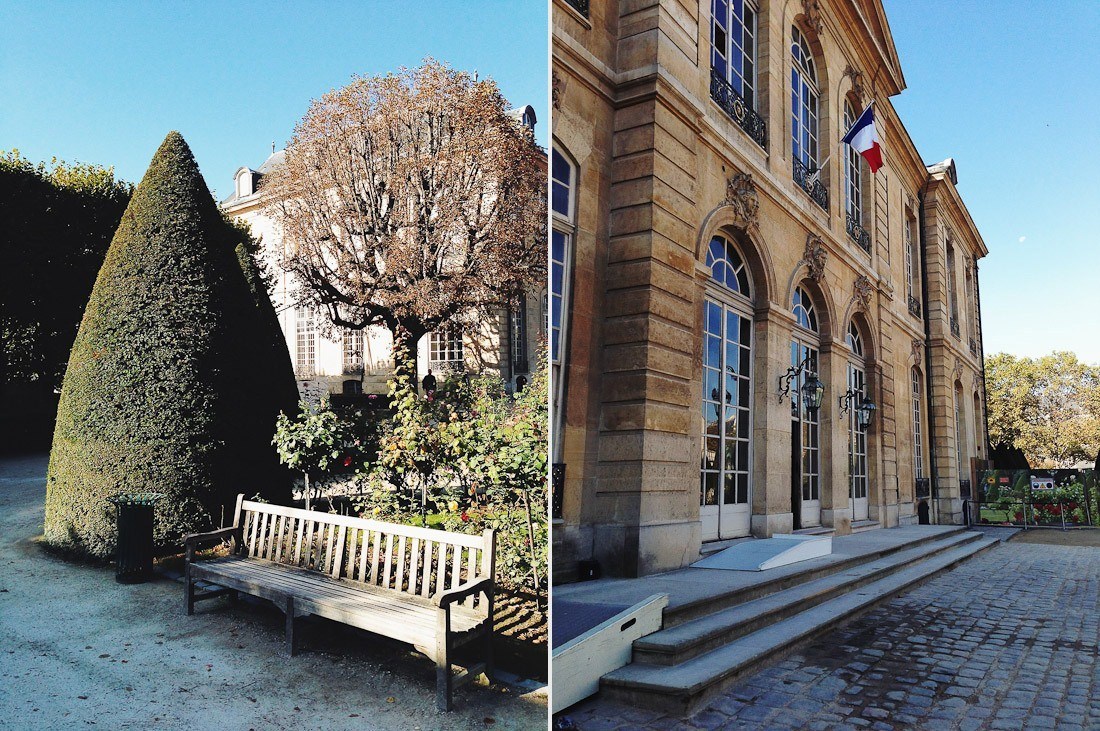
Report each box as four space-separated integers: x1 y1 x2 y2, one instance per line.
0 454 545 730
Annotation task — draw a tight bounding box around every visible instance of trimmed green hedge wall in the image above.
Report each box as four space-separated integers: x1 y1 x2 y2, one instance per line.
44 132 297 558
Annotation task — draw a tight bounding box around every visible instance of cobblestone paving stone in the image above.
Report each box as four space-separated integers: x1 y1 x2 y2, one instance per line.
563 541 1100 730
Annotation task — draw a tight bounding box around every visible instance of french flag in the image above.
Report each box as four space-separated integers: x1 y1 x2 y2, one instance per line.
842 103 883 173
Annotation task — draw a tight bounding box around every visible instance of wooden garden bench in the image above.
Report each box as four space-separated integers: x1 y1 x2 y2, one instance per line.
183 495 496 711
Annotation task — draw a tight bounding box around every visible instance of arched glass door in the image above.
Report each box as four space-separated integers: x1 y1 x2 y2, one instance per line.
700 236 753 541
847 323 868 521
791 286 820 528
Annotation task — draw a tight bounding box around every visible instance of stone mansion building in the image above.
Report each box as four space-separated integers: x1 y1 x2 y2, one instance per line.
552 0 989 579
221 107 544 399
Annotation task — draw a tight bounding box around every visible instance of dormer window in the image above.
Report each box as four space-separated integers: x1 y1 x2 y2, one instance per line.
236 169 255 198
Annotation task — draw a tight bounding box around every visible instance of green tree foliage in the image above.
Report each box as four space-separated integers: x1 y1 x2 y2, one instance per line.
45 132 297 558
0 152 132 453
986 351 1100 468
355 344 549 597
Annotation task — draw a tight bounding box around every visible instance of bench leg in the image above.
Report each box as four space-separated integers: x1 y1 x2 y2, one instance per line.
484 597 495 683
436 610 452 712
285 596 297 657
185 567 195 616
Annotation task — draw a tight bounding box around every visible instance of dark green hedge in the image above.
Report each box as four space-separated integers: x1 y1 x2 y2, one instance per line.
44 132 297 558
0 153 132 454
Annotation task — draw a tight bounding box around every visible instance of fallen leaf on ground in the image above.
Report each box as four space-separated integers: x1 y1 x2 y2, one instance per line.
386 697 395 703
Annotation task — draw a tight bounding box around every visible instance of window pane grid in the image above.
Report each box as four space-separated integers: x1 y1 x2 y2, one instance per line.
702 300 752 508
912 368 924 479
848 364 867 501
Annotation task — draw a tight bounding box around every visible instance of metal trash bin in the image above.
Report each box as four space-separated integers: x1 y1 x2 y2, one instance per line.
107 493 164 584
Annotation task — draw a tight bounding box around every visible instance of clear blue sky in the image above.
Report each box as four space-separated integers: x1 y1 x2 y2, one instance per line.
884 0 1100 364
0 0 547 197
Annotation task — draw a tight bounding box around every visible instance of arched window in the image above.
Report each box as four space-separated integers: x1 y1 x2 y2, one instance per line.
706 235 751 296
846 320 863 356
791 27 820 173
912 367 924 479
847 321 868 521
791 284 821 527
551 145 577 462
792 285 818 331
701 235 754 541
711 0 758 108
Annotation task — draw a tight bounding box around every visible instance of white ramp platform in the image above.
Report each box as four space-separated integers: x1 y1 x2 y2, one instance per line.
692 534 832 571
551 593 668 713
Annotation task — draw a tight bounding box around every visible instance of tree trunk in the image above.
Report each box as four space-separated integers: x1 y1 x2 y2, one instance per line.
391 325 421 388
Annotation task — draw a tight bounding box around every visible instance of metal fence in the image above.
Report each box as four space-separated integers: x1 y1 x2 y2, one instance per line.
966 468 1098 529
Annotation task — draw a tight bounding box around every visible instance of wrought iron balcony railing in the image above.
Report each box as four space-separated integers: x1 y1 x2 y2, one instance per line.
907 295 922 319
950 316 960 339
342 361 364 376
792 158 829 212
552 463 566 520
846 212 872 254
709 69 768 150
294 364 315 379
563 0 589 17
969 337 978 356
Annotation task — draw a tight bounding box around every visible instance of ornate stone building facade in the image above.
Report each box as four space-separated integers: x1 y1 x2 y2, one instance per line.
552 0 989 579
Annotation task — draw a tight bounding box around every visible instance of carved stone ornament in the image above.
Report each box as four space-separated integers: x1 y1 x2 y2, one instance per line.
953 358 964 384
801 0 824 34
911 338 924 362
724 172 760 231
802 234 828 282
851 275 874 311
552 69 564 110
844 64 865 105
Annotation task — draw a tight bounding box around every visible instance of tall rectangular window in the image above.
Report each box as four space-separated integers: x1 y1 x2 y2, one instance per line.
343 328 364 372
510 300 528 374
295 306 316 375
551 146 576 463
912 368 924 479
904 216 915 301
711 0 757 107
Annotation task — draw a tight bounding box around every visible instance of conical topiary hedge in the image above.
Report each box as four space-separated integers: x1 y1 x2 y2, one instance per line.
45 132 297 558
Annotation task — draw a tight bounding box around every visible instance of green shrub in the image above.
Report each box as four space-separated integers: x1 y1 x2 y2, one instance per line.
45 132 297 558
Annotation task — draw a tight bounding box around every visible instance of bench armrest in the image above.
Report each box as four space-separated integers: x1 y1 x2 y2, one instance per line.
183 527 239 562
433 577 494 608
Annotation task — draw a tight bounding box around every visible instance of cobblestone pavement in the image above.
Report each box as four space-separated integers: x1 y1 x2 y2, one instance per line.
564 540 1100 730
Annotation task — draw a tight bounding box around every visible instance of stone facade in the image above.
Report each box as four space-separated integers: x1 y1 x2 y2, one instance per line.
552 0 989 580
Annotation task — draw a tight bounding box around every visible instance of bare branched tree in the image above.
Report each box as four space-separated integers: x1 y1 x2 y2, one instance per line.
264 59 547 373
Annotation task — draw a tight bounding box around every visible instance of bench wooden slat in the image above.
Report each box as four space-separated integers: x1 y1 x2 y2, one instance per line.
240 500 487 548
451 545 462 590
421 540 432 598
382 533 394 589
332 523 346 579
396 535 407 592
408 538 420 595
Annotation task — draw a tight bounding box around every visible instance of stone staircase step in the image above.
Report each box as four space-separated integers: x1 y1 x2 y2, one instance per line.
851 519 881 533
600 534 1000 716
664 525 969 627
793 526 835 536
632 531 981 666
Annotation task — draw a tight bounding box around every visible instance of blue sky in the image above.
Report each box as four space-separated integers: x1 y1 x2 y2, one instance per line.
884 0 1100 364
0 0 547 198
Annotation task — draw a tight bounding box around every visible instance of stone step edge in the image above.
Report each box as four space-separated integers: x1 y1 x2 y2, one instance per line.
633 531 982 664
600 535 1001 715
665 525 970 627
